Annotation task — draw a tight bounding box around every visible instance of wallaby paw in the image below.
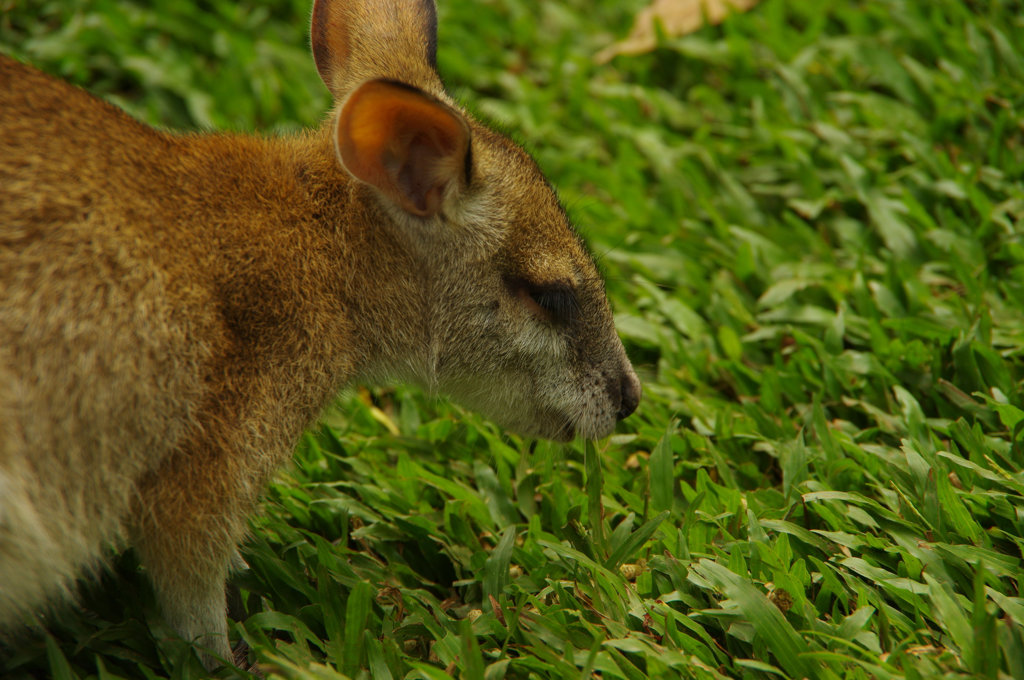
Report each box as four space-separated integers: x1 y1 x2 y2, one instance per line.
233 639 264 677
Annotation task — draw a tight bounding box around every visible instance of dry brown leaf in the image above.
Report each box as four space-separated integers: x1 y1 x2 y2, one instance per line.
596 0 762 63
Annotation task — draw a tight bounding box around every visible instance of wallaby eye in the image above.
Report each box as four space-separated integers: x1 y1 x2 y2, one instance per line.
529 287 580 324
507 277 580 325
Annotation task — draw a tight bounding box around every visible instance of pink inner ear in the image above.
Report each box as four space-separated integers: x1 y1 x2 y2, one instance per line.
397 137 438 215
336 80 469 218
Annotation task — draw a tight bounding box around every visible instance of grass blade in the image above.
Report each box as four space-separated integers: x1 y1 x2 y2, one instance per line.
650 421 676 513
692 559 829 680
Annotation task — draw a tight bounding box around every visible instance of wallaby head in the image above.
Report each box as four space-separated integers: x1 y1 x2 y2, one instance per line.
312 0 641 439
0 0 639 669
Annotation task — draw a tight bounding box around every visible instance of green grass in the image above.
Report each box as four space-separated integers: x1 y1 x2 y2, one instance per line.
3 0 1024 678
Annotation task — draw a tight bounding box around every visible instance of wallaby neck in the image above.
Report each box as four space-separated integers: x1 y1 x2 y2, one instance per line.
171 125 434 409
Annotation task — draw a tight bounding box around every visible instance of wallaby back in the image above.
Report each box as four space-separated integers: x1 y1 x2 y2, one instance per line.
0 0 639 667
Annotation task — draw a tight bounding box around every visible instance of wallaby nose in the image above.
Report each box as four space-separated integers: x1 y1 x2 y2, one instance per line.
617 369 641 420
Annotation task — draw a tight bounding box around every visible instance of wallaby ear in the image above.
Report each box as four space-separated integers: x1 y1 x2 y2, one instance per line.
311 0 440 99
336 80 470 218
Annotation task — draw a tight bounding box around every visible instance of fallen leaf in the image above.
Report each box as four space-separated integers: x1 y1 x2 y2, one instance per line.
596 0 762 63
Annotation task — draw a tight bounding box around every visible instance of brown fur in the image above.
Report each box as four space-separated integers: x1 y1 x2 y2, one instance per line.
0 0 640 667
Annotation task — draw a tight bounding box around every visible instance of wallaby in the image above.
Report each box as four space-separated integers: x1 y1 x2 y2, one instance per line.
0 0 640 667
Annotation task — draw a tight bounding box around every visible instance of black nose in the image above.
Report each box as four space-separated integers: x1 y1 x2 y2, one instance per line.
617 371 641 420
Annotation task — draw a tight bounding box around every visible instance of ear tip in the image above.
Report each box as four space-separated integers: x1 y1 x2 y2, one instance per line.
309 0 442 98
310 0 344 94
423 1 439 68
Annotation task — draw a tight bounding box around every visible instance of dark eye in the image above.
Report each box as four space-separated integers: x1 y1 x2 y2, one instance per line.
505 276 581 325
528 287 579 323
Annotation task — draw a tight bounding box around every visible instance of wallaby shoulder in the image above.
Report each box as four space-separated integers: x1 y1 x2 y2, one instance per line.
2 56 329 413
